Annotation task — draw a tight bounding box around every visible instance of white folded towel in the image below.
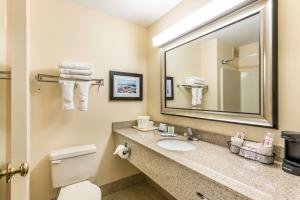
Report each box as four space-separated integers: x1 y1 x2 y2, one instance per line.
59 80 75 111
185 76 205 85
185 76 205 82
59 62 92 70
59 68 93 76
196 88 202 105
58 62 93 111
185 76 205 87
185 80 205 86
77 81 91 111
60 74 92 81
192 88 203 106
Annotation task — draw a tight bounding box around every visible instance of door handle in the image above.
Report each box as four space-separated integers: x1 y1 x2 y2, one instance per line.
0 163 29 183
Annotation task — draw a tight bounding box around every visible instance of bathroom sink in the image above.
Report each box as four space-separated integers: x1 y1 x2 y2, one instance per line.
156 138 196 151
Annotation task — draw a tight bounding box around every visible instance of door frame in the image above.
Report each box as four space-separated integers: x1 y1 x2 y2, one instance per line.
8 0 31 199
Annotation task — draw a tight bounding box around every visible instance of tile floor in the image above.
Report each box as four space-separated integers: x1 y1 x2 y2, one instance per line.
102 182 167 200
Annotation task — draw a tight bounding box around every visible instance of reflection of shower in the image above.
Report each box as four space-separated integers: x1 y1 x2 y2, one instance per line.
221 48 239 64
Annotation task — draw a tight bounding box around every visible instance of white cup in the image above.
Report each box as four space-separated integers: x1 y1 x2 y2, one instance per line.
137 116 150 129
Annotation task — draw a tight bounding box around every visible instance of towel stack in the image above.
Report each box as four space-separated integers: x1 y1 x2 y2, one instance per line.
184 76 205 86
184 76 205 106
58 62 93 111
59 62 93 81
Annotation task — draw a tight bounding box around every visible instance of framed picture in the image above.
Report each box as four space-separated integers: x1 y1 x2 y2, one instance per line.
110 71 143 101
166 76 174 100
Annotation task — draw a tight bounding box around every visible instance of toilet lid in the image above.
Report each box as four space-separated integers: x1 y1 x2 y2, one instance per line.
58 181 101 200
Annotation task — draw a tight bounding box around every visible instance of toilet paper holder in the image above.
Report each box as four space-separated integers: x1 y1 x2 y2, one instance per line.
123 143 131 156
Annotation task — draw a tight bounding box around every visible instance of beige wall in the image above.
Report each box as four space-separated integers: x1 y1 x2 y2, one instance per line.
30 0 147 199
147 0 300 147
199 39 218 110
166 38 219 110
166 42 202 108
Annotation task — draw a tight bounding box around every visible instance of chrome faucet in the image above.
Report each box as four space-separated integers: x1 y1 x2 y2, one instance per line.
184 127 198 141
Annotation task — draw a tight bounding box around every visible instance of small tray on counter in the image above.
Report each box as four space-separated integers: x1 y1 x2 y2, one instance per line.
227 141 275 165
132 126 158 132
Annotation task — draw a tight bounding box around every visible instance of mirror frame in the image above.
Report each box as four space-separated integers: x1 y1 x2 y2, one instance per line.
161 0 277 128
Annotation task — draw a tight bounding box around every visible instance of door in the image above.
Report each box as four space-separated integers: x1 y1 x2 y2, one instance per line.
0 72 10 200
0 0 9 198
221 68 241 112
0 0 30 199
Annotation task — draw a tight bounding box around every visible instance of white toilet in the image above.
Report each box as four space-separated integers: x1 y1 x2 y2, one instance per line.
49 144 101 200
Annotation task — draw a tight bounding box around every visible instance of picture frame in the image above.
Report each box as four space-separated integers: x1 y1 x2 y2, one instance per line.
166 76 174 100
109 71 143 101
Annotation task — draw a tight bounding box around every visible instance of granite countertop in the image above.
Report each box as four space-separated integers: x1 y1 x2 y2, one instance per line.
114 128 300 200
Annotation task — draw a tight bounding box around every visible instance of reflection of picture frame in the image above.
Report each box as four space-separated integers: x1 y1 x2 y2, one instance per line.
110 71 143 101
166 76 174 100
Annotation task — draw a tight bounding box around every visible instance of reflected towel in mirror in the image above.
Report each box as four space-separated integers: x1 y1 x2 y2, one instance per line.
192 88 203 106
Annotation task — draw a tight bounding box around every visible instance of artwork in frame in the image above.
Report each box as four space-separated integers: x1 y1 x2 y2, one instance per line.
109 71 143 101
166 76 174 100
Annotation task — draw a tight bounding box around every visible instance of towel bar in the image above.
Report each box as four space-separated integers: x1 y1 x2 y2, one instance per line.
35 73 104 86
177 84 208 89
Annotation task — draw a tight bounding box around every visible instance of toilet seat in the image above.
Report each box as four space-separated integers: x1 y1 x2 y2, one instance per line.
58 181 101 200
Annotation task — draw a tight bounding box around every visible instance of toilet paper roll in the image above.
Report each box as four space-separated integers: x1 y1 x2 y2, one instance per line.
113 145 129 159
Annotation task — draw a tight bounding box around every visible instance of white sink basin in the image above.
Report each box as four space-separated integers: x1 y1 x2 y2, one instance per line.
156 138 196 152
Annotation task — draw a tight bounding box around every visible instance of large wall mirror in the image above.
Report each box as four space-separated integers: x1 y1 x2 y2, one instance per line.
161 0 277 128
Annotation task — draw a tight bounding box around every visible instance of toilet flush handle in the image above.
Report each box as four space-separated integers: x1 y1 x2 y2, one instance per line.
52 160 63 165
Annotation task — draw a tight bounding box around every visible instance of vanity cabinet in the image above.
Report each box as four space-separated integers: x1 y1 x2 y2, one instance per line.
115 133 249 200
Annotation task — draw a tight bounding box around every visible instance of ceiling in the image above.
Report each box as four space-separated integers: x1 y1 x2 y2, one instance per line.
70 0 183 27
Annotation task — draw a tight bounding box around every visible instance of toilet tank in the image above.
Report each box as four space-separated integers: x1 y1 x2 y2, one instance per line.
50 144 97 188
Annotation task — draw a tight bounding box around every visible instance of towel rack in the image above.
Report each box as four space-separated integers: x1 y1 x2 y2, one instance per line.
177 84 208 90
35 73 104 86
0 71 11 80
